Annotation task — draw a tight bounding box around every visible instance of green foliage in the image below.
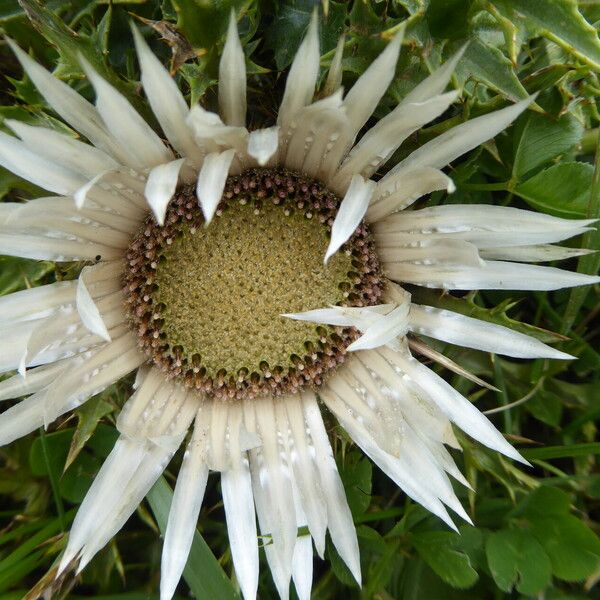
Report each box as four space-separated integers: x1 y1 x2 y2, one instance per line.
0 0 599 599
515 162 594 217
486 529 552 594
0 256 53 295
413 530 479 589
512 111 584 180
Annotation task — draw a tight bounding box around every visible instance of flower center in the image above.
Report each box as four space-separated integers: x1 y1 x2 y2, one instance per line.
124 168 382 400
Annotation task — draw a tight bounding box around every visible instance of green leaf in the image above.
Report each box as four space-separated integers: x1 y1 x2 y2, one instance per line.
338 452 372 517
426 0 471 40
512 112 584 180
178 62 216 107
519 486 571 517
171 0 245 49
265 0 346 71
526 390 563 427
493 0 600 70
0 255 53 296
86 422 120 459
412 531 479 589
486 529 552 595
146 476 240 600
361 525 401 597
0 0 23 21
514 488 600 583
561 123 600 333
29 426 116 504
460 39 529 102
0 165 43 200
530 516 600 582
514 162 593 218
64 395 114 470
29 430 71 478
59 450 101 504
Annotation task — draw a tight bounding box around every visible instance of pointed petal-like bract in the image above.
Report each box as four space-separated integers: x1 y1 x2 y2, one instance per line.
131 25 203 162
292 536 313 600
325 175 375 263
346 302 410 352
219 12 247 127
379 347 527 464
277 10 320 128
368 167 455 220
0 280 76 326
196 149 236 223
0 231 121 262
409 304 573 359
282 307 356 327
71 385 196 574
320 381 458 529
145 158 186 225
387 95 535 177
0 131 86 195
480 245 595 262
77 443 176 572
401 44 467 105
6 120 119 178
59 438 147 572
376 204 596 240
0 361 67 402
285 399 328 556
251 398 297 598
342 28 404 136
222 408 259 600
409 337 500 392
333 91 459 186
76 266 112 342
302 392 361 585
79 56 173 169
247 127 279 166
160 418 209 600
6 38 128 161
282 305 394 330
283 90 349 178
386 259 600 291
323 35 345 97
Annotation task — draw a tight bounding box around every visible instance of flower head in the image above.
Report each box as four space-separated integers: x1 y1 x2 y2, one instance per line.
0 10 598 600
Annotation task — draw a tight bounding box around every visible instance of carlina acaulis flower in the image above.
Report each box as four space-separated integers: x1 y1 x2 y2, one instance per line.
0 8 598 600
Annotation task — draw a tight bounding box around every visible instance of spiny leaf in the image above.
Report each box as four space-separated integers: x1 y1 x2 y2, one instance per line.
493 0 600 70
460 39 529 102
17 0 147 117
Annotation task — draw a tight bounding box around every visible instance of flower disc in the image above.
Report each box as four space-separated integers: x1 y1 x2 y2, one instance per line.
124 168 382 400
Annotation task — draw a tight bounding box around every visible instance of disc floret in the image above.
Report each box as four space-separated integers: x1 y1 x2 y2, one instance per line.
124 168 382 400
